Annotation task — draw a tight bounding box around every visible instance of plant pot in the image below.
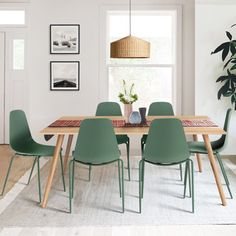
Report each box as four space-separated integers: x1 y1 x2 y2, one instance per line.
124 104 133 123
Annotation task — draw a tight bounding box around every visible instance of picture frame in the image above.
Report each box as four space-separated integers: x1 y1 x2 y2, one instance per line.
50 24 80 54
50 61 80 91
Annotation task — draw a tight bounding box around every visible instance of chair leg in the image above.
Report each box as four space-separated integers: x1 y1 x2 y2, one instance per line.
0 154 16 196
117 160 121 197
27 157 37 185
119 159 125 213
59 153 66 192
126 140 131 181
183 161 188 198
141 159 145 199
179 163 183 181
215 153 233 199
188 161 192 198
88 165 92 181
36 157 42 203
189 159 195 213
71 161 75 198
139 159 144 213
69 160 74 213
141 141 144 155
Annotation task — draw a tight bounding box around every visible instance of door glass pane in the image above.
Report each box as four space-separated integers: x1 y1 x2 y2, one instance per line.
0 10 25 25
108 67 173 111
13 39 24 70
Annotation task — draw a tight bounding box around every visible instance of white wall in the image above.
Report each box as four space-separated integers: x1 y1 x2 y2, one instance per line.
25 0 195 152
195 0 236 154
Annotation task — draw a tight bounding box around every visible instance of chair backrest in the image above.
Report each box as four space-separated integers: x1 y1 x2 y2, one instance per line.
10 110 33 152
73 118 120 165
213 108 232 151
148 102 174 116
143 118 190 164
96 102 122 116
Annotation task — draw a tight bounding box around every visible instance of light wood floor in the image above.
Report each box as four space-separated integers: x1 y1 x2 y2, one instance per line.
0 145 34 197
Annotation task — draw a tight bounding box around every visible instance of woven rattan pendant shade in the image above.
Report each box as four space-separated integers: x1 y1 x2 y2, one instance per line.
110 35 150 58
110 0 150 59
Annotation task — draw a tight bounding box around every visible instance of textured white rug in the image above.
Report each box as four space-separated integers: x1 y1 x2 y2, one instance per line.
0 156 236 227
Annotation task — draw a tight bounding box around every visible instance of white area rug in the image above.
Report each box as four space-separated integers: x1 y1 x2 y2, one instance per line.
0 156 236 227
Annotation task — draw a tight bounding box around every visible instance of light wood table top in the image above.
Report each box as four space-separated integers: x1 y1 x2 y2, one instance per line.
40 115 225 136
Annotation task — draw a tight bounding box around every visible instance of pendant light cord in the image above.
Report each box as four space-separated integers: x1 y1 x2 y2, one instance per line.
129 0 132 36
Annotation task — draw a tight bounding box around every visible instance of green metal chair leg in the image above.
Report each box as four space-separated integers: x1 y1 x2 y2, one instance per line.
71 160 75 198
179 163 183 181
126 140 131 181
36 157 42 203
119 159 125 213
183 161 188 198
27 157 37 185
69 160 74 213
141 159 145 198
0 154 16 196
188 161 192 198
141 142 144 155
59 153 66 192
88 165 92 181
139 159 143 213
189 159 194 213
215 153 233 199
118 160 121 197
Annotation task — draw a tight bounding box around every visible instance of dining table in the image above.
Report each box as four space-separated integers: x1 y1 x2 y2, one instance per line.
40 115 226 209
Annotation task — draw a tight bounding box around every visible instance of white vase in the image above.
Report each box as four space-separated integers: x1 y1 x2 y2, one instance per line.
124 104 133 123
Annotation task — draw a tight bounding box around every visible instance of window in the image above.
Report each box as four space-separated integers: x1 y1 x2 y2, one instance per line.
13 39 24 70
106 9 179 111
0 10 25 25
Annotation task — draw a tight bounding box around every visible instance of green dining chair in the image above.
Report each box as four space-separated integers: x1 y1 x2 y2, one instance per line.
0 110 66 202
95 102 130 181
69 118 124 213
139 118 194 213
188 108 233 199
141 102 183 180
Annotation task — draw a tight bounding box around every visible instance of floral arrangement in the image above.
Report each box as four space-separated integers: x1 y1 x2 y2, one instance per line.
118 80 138 104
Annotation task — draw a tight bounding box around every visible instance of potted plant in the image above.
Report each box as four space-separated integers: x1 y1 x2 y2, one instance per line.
118 80 138 122
211 24 236 109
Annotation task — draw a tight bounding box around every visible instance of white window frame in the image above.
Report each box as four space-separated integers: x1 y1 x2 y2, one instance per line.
99 5 182 114
0 4 28 28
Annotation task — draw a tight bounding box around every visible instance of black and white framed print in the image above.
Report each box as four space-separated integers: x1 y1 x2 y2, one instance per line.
50 61 80 91
50 24 80 54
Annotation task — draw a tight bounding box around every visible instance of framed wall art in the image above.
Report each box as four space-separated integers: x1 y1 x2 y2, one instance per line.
50 24 80 54
50 61 80 91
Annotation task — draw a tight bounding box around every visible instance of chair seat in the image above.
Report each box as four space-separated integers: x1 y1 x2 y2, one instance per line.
188 139 223 154
116 135 129 144
15 141 56 157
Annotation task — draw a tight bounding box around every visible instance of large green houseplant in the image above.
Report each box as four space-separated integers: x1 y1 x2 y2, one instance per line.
212 24 236 109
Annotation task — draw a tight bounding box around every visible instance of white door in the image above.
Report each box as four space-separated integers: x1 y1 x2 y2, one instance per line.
0 32 5 143
0 30 28 144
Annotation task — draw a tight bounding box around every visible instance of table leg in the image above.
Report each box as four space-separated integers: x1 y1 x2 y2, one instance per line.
63 134 73 174
193 134 202 172
203 134 227 206
41 134 64 208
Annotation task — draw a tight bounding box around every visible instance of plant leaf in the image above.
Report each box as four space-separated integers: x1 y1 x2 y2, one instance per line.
230 43 236 55
218 81 230 99
223 58 233 69
222 45 230 61
226 31 232 40
231 64 236 70
211 42 229 55
216 75 229 82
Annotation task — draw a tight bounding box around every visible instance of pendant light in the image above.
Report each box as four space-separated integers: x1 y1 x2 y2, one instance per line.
110 0 150 58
